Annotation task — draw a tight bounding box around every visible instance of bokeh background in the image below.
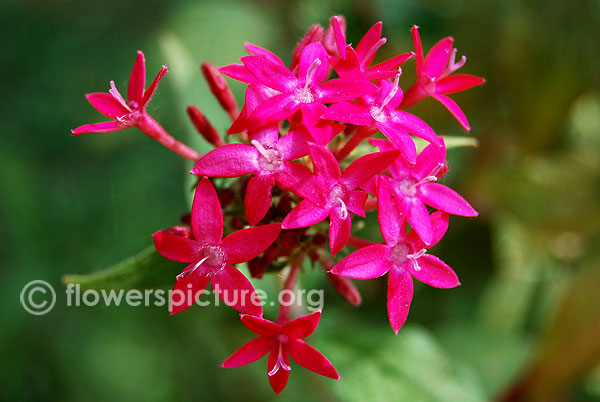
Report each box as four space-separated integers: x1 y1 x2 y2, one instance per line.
2 0 599 401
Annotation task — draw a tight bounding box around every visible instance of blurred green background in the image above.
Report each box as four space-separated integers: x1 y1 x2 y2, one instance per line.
1 0 599 401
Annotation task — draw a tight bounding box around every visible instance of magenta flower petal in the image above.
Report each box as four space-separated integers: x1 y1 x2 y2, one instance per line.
276 162 321 203
128 51 146 105
391 110 439 145
411 254 460 289
355 21 382 64
219 64 263 87
436 74 486 95
276 130 311 161
245 175 275 226
244 42 285 66
85 93 130 119
191 144 258 177
301 103 345 146
152 230 198 263
367 52 414 78
423 37 454 78
331 244 391 279
377 123 417 164
71 121 121 135
169 268 210 315
267 350 290 395
222 336 270 368
341 150 399 190
310 144 341 185
404 197 433 245
322 101 373 125
387 268 413 334
298 42 329 87
316 78 376 103
419 182 478 217
283 310 321 339
241 314 281 335
282 200 329 229
432 93 471 131
211 263 262 315
412 141 446 179
411 25 424 75
191 177 224 244
407 210 449 249
377 179 404 245
248 93 300 129
220 223 282 263
288 339 340 380
242 56 297 93
329 211 351 255
347 190 368 217
141 65 168 107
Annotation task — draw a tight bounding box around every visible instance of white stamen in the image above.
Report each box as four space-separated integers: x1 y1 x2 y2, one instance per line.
407 248 427 271
441 48 466 78
415 162 445 187
361 38 387 68
251 140 271 161
304 59 322 90
109 81 132 112
339 199 348 220
371 68 402 119
176 256 209 281
268 343 291 376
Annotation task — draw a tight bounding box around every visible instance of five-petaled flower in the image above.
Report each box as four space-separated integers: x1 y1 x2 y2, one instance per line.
153 177 281 315
222 311 339 394
400 26 485 131
331 179 460 334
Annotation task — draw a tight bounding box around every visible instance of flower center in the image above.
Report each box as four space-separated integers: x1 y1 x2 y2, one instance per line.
370 69 401 122
294 87 314 103
252 140 284 173
390 242 427 271
394 163 445 198
268 342 291 376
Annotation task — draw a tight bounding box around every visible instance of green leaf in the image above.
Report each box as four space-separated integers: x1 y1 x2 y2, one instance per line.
62 245 181 290
321 323 487 402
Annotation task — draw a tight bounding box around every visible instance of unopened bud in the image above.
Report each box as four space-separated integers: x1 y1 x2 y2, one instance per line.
201 62 239 121
290 24 324 71
279 230 301 250
248 258 267 279
327 272 362 306
187 105 226 147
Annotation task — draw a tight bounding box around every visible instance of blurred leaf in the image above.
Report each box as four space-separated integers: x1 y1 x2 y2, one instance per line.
62 245 180 290
324 325 487 402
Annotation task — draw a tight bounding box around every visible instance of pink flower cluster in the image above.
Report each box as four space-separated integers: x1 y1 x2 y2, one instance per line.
72 15 483 394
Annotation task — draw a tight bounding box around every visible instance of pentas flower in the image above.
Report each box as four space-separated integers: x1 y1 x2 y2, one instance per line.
400 26 485 131
365 138 477 245
191 129 313 225
236 42 376 130
331 179 460 333
323 73 440 164
282 144 399 255
72 51 166 135
72 51 201 161
329 16 414 81
222 311 339 394
153 177 281 315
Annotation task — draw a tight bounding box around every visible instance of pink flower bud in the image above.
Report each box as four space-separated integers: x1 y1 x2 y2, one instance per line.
186 105 226 147
201 62 239 120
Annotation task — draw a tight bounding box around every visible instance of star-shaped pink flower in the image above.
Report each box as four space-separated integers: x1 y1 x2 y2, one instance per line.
365 138 477 245
222 311 339 394
235 42 376 130
282 144 399 255
331 180 460 333
400 26 485 131
329 17 414 81
153 177 281 315
72 50 167 135
191 129 312 225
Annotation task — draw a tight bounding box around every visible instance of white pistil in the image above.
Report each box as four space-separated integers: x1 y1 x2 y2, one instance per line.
339 199 348 220
251 140 271 162
109 81 132 112
268 343 291 376
361 38 387 68
414 162 445 187
371 68 401 119
441 48 466 78
407 248 427 271
176 256 209 281
304 59 322 90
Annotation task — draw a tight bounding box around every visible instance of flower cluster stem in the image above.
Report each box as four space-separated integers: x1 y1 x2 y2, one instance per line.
276 255 302 325
137 114 202 161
